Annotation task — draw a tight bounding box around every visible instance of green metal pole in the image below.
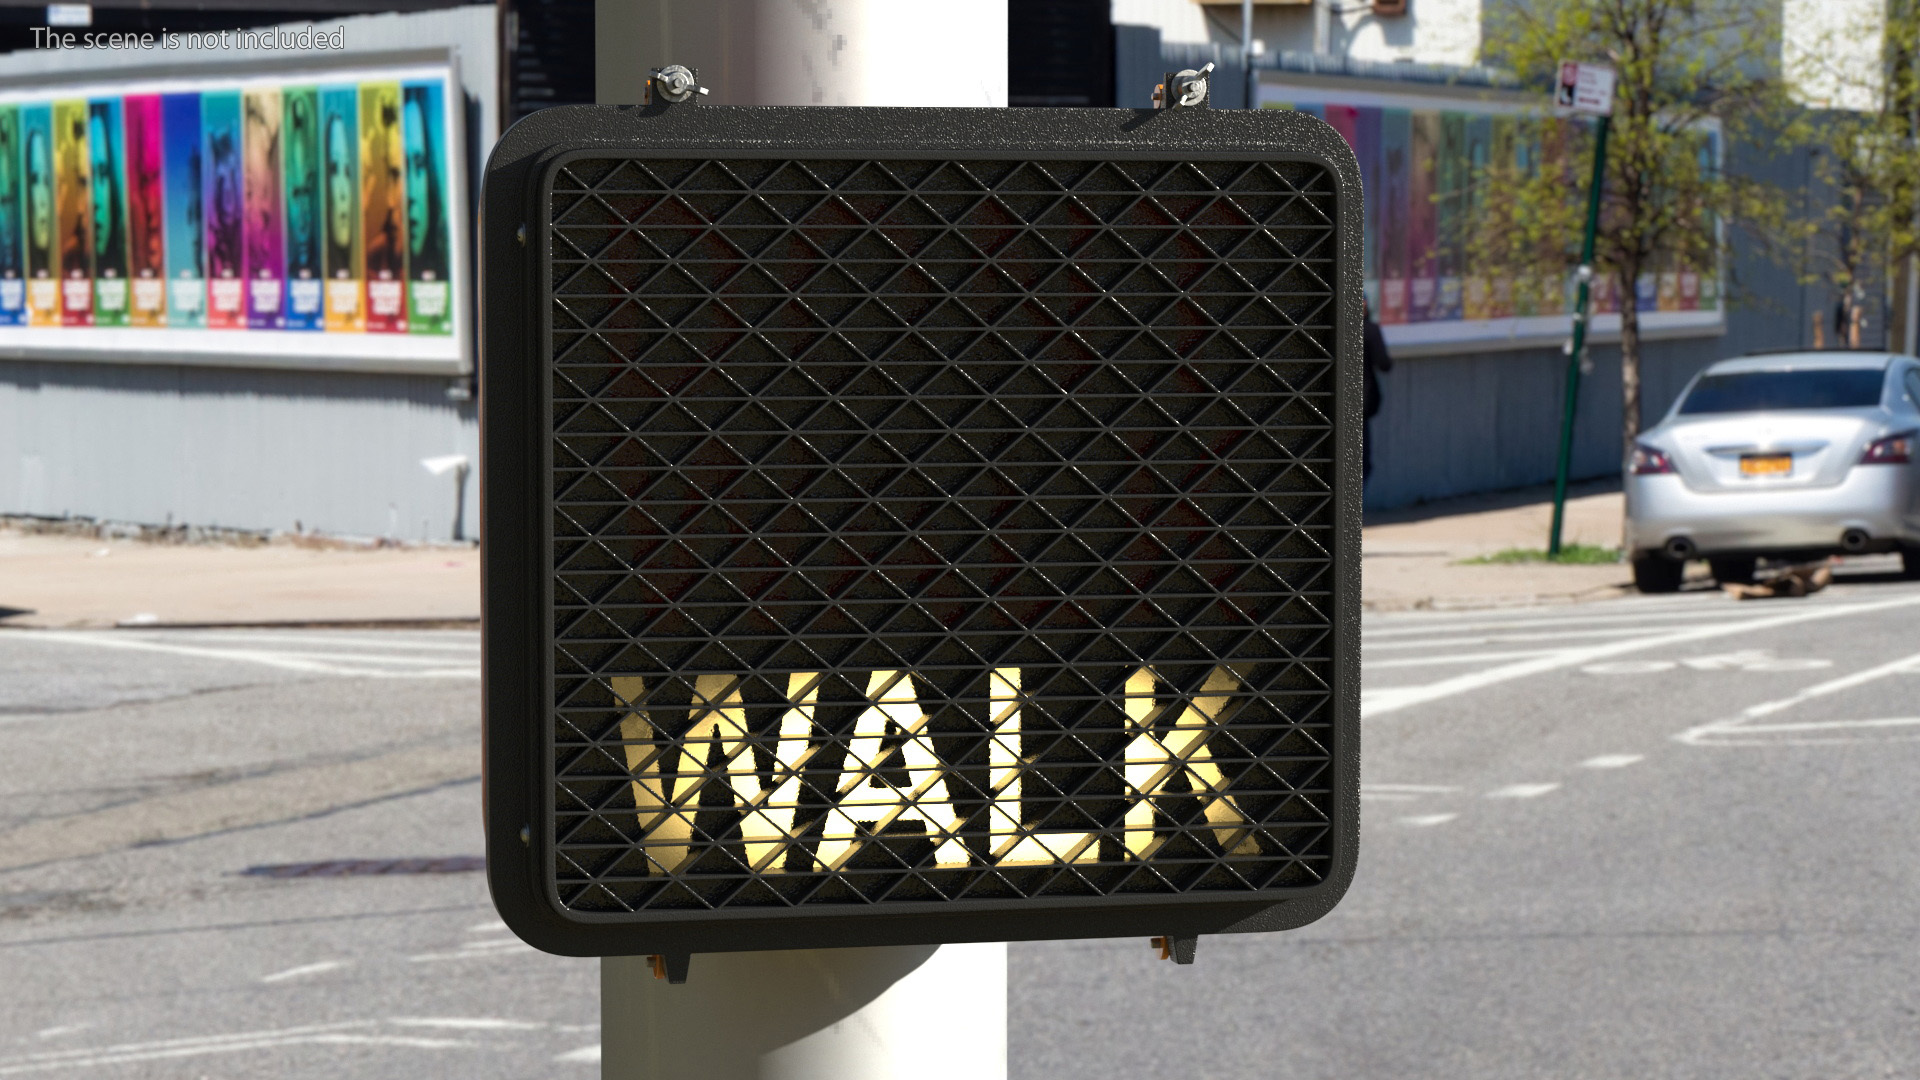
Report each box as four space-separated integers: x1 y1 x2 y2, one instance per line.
1547 114 1610 558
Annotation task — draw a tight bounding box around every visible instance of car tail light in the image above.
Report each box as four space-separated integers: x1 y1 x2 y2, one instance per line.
1629 444 1676 474
1860 432 1915 465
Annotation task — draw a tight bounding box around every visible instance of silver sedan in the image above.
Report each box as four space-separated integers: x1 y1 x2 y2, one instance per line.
1624 351 1920 592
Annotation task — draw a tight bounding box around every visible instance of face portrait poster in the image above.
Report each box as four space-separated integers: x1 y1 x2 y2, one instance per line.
160 93 204 328
52 100 92 327
89 99 130 327
21 104 55 325
319 86 362 332
123 94 165 327
0 107 25 326
201 90 243 329
0 67 465 370
402 81 450 336
1407 111 1438 324
241 88 284 330
282 87 322 331
1377 108 1410 326
359 82 404 332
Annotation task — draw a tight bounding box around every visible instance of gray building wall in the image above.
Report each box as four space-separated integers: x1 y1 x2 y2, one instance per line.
0 6 496 541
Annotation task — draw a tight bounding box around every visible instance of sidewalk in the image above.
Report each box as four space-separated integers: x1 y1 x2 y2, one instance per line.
0 528 480 628
1363 479 1632 611
2 482 1634 628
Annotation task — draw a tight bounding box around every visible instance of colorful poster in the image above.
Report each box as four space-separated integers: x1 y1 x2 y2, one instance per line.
123 94 165 327
0 68 460 363
88 99 129 327
52 99 91 327
1354 107 1382 313
161 93 204 329
242 88 284 330
402 80 450 336
319 86 362 332
1461 114 1491 320
1407 111 1438 323
0 107 25 326
202 90 243 329
1435 112 1466 321
1378 109 1410 326
282 87 323 331
21 104 55 325
359 82 405 333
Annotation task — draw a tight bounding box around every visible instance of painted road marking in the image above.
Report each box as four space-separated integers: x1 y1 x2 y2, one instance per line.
260 960 346 983
1366 650 1563 670
1486 783 1560 799
0 1022 477 1076
1582 650 1833 676
390 1018 545 1031
1678 650 1920 746
1582 754 1645 769
557 1045 601 1063
1362 783 1457 802
17 631 480 680
1398 814 1458 827
1363 592 1920 719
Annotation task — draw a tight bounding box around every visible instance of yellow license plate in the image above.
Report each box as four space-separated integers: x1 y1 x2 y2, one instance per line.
1740 454 1792 476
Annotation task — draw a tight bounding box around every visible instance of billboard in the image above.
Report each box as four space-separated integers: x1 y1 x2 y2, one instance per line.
1263 83 1723 354
0 63 466 372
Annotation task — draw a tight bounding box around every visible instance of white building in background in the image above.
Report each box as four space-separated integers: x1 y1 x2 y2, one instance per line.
1782 0 1885 112
1111 0 1482 68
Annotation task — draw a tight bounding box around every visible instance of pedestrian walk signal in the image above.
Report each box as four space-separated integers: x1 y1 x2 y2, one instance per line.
480 103 1362 958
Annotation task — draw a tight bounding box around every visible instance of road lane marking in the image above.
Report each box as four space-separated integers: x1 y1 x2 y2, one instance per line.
1581 754 1644 769
260 960 345 983
1398 814 1458 827
1363 783 1459 793
390 1018 544 1031
1365 628 1671 651
1582 650 1834 676
28 1028 87 1041
1363 593 1920 718
0 1022 478 1075
1678 650 1920 745
557 1045 601 1063
1486 783 1560 799
1364 606 1752 638
15 632 479 679
1366 650 1563 670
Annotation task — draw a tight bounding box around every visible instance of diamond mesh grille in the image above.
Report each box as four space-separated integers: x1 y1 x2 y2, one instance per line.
544 154 1339 915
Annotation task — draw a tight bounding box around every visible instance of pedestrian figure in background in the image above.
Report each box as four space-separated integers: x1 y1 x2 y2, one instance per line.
1363 297 1393 486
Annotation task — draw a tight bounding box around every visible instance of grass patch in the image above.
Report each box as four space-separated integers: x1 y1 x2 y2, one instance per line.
1458 544 1622 565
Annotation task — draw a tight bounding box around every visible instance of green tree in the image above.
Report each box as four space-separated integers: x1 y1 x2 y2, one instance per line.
1785 0 1920 348
1474 0 1791 451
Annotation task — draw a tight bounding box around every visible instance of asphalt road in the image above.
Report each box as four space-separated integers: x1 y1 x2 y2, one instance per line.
2 565 1918 1077
1015 559 1920 1080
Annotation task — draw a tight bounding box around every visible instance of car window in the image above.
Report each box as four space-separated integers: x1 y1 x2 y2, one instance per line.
1906 369 1920 407
1678 369 1887 414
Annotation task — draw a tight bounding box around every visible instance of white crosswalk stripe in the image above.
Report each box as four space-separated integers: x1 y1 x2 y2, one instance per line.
1361 584 1920 718
20 628 480 679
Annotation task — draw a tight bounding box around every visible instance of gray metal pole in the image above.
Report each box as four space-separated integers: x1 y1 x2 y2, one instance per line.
602 943 1007 1079
588 4 1010 1077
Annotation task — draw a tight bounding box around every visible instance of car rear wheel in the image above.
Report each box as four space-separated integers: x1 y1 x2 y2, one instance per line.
1632 553 1685 593
1708 556 1758 586
1902 545 1920 579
